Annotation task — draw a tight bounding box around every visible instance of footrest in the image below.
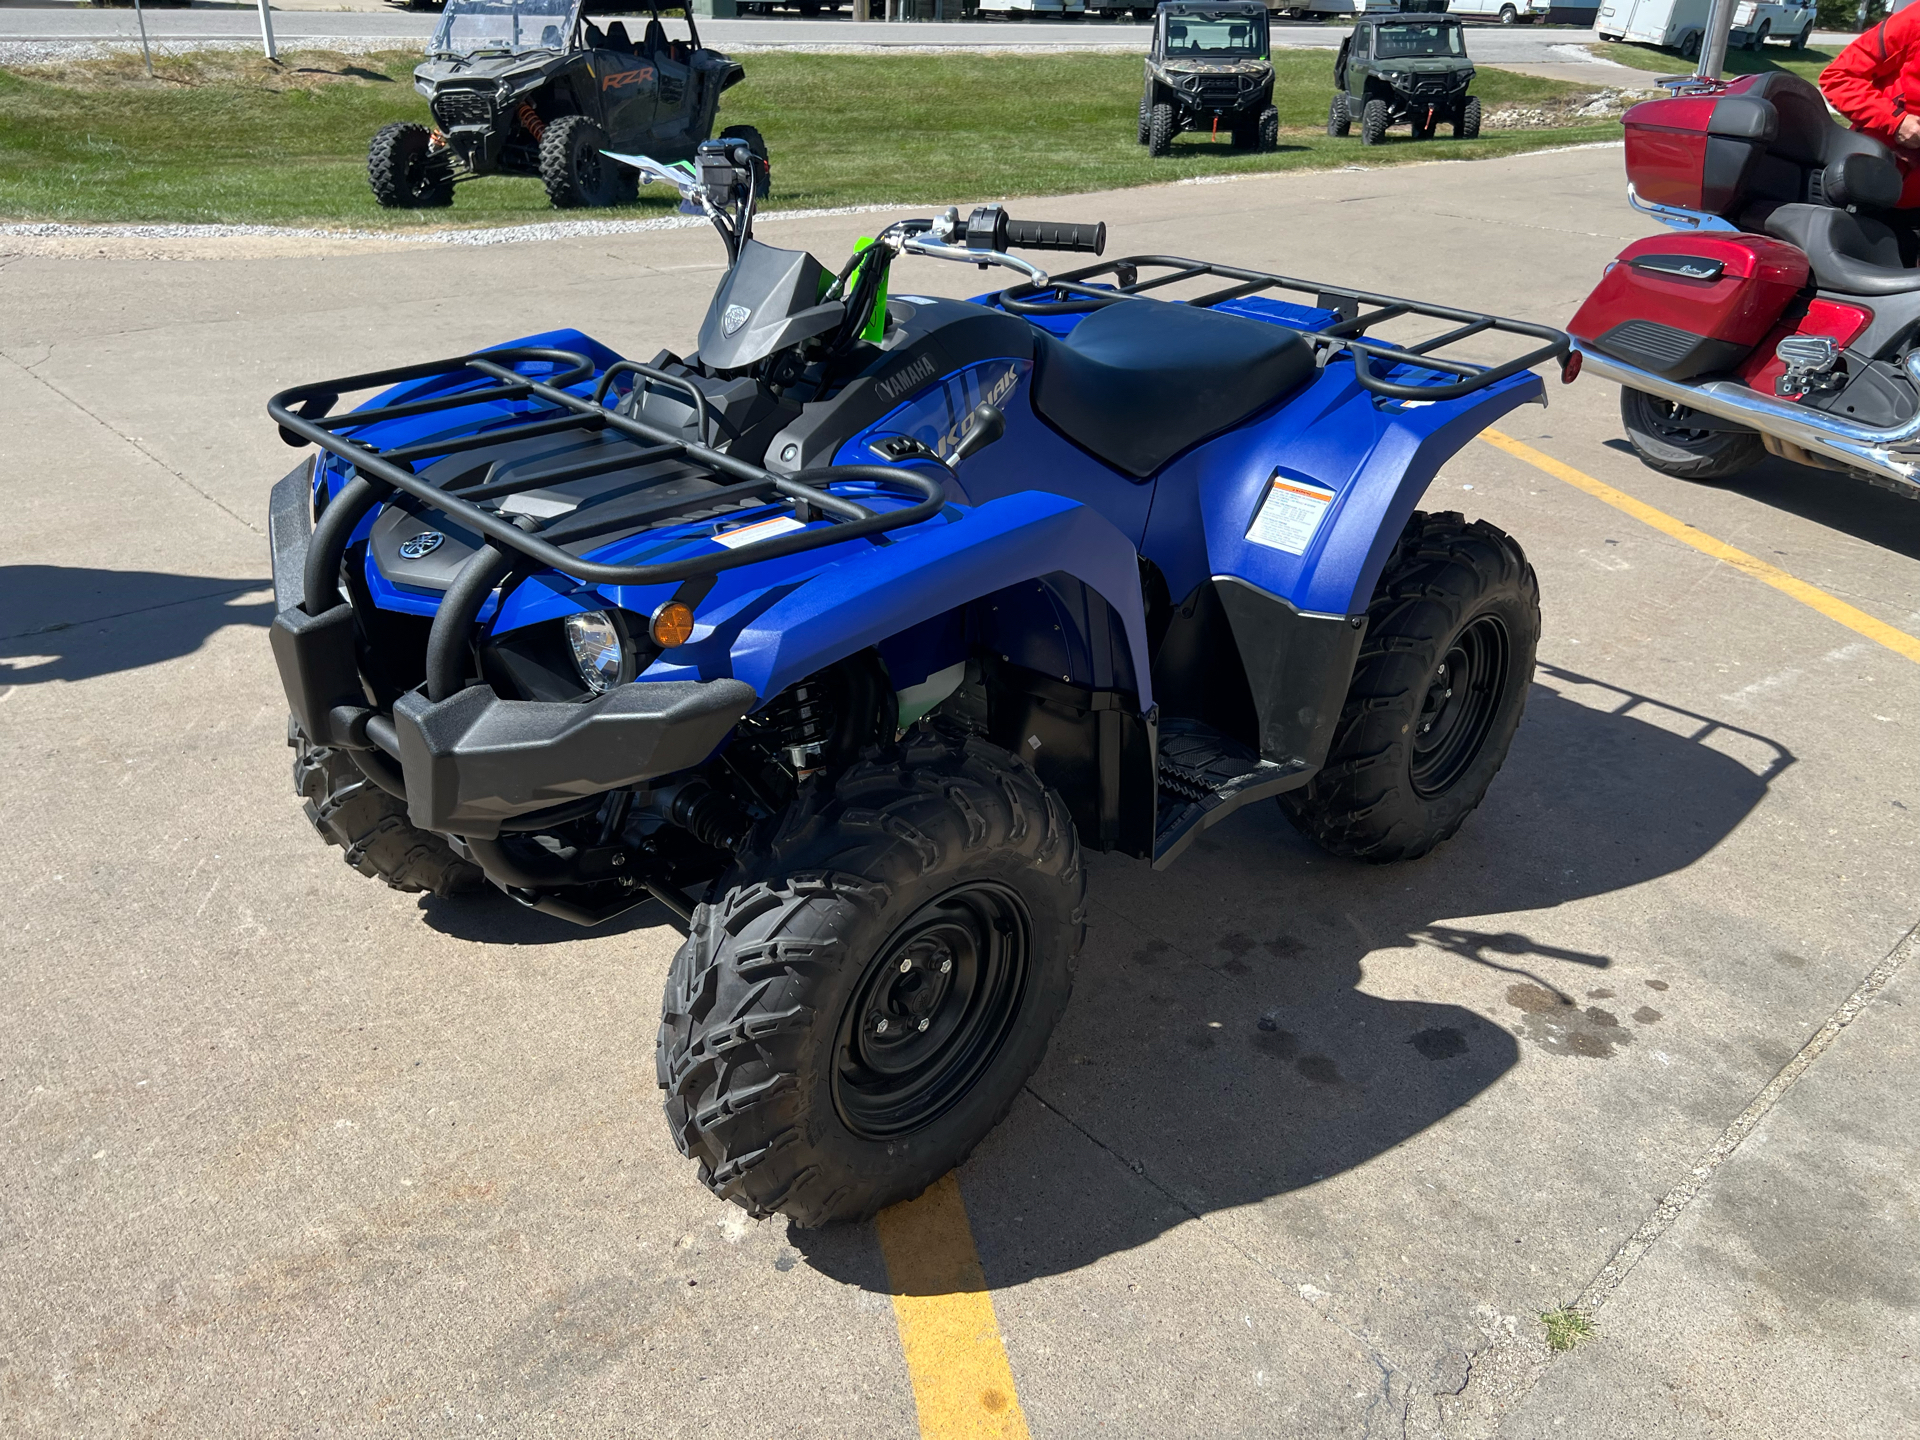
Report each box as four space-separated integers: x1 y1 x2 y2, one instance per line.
1152 718 1309 869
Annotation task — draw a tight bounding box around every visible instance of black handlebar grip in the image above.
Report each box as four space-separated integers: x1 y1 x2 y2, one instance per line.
1003 219 1107 255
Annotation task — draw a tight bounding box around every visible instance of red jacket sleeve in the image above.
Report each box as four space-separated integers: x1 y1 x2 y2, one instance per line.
1821 10 1920 141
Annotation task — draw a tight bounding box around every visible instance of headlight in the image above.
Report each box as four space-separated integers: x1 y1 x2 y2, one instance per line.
564 610 631 694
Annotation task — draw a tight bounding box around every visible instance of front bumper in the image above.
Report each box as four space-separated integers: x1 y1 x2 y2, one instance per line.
266 464 757 839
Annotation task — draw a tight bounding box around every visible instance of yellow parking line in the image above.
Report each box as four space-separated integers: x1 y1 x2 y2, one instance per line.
1480 428 1920 666
874 1172 1031 1440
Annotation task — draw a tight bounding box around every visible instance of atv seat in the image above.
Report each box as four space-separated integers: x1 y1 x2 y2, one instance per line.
1763 204 1920 296
642 18 669 57
1031 300 1317 478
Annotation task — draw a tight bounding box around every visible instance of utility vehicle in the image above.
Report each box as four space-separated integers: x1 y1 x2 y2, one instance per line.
267 135 1569 1226
1139 0 1279 157
369 0 764 210
1329 13 1480 144
1569 71 1920 500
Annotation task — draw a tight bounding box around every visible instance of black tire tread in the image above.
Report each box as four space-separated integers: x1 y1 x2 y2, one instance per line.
368 121 453 209
1148 101 1176 157
1280 512 1539 863
1362 97 1389 146
658 725 1083 1227
1619 387 1765 480
289 719 483 897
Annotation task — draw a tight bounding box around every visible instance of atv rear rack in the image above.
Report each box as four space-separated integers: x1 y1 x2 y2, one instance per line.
996 256 1571 402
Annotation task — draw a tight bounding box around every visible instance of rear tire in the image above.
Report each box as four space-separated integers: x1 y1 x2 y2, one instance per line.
1619 387 1766 480
290 720 483 897
1328 91 1351 137
1361 97 1389 145
1280 513 1539 863
539 115 626 208
367 122 453 209
1148 101 1176 156
1498 4 1518 21
1754 20 1770 47
720 122 772 198
658 725 1084 1227
1455 95 1482 139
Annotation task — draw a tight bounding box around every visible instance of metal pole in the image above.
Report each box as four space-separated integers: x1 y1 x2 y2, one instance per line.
1698 0 1737 79
132 0 153 78
257 0 279 63
854 0 870 17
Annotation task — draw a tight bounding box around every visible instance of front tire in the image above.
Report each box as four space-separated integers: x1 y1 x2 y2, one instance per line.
539 115 628 208
1257 104 1279 151
719 122 772 198
658 726 1084 1227
1793 21 1813 49
1620 387 1765 480
1361 96 1389 145
1455 95 1482 139
1281 513 1539 863
1328 91 1351 137
1499 4 1518 21
1139 93 1152 144
1148 100 1176 156
367 122 453 209
289 720 482 896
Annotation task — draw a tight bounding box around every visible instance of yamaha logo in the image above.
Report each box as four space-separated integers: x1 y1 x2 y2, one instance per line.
722 304 752 337
399 531 444 560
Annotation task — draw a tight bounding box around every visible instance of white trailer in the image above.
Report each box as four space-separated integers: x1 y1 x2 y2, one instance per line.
1595 0 1714 58
1445 0 1554 23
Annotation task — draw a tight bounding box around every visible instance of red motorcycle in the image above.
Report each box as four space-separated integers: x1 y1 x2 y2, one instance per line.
1569 71 1920 499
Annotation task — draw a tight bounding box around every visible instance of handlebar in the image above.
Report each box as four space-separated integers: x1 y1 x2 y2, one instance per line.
1003 218 1107 255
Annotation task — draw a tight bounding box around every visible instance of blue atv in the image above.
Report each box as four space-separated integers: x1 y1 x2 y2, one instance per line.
266 137 1569 1225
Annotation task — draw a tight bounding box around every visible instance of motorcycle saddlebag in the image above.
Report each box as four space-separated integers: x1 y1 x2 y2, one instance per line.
1622 88 1777 218
1569 233 1810 380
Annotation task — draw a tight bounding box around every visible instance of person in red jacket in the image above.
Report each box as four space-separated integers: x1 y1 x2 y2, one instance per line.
1820 8 1920 205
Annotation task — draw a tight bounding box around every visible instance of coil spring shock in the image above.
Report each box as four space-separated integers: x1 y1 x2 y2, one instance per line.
517 103 546 142
743 677 837 771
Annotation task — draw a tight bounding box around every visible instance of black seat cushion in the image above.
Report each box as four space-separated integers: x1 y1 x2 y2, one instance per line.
1031 301 1317 479
1764 204 1920 296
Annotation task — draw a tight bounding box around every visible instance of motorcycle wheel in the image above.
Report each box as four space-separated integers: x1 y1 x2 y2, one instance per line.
1361 97 1389 146
1620 388 1765 482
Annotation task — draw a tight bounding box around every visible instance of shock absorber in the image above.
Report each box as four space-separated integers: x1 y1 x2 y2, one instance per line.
665 779 753 852
742 677 838 773
517 103 546 142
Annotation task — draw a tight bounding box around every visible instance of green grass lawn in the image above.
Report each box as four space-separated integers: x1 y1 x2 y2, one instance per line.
0 49 1620 229
1594 40 1840 83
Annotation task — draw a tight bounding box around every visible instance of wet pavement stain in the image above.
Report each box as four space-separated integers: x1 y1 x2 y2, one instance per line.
1132 938 1170 966
1505 983 1634 1059
1646 978 1670 991
1253 1026 1299 1060
1587 988 1616 1000
1408 1026 1469 1061
1295 1055 1341 1085
1773 950 1810 970
1220 957 1252 977
1633 1006 1663 1024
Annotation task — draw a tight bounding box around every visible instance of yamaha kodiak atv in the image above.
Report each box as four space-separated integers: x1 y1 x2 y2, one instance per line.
369 0 764 210
1571 71 1920 500
1139 0 1279 157
267 135 1570 1226
1329 14 1480 145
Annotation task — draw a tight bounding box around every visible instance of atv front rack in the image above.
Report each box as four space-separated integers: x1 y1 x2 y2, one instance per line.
996 256 1571 402
271 347 944 701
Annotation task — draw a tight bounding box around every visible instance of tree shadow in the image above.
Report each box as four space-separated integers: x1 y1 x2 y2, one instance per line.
1168 141 1313 158
1599 439 1920 563
0 566 273 687
794 663 1792 1290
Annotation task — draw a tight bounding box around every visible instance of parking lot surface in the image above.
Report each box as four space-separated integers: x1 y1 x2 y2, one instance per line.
2 147 1917 1438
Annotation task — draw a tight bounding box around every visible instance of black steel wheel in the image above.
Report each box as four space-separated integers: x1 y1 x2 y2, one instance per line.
539 115 629 208
1328 91 1351 137
1280 512 1539 862
658 723 1083 1226
834 882 1031 1140
1148 100 1176 156
1361 96 1389 145
367 121 453 209
1620 387 1765 481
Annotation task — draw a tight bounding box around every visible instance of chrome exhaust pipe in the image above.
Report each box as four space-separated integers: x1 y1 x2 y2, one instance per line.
1573 342 1920 499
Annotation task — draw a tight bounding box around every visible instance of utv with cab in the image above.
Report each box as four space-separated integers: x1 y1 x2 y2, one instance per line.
1329 14 1480 145
369 0 766 210
267 138 1569 1227
1139 0 1279 157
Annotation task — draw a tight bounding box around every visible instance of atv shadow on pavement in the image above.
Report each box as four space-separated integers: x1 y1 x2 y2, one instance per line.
0 566 273 687
792 664 1792 1289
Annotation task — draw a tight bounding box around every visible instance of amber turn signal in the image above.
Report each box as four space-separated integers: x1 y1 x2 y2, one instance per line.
650 600 695 647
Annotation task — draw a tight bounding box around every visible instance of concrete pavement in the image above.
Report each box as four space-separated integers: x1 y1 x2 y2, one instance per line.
2 147 1918 1438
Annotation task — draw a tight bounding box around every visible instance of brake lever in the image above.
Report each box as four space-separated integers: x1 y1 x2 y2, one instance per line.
901 235 1050 286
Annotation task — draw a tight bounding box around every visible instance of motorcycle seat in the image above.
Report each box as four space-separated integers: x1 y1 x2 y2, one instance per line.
1763 204 1920 297
1031 300 1317 479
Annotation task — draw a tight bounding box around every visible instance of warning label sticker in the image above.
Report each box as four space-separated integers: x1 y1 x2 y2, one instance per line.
711 514 807 550
1246 473 1337 556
